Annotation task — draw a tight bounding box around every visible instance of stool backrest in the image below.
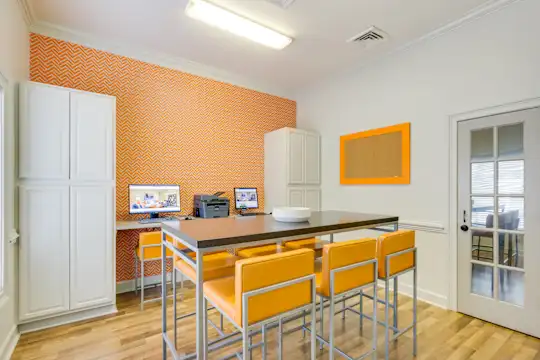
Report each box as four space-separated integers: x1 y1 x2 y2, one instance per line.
139 231 172 246
319 238 377 297
377 230 415 278
235 248 314 326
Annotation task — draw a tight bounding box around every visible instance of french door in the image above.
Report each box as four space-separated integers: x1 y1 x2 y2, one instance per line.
457 107 540 337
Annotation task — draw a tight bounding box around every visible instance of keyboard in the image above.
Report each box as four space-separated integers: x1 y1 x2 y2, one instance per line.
139 217 176 224
239 212 267 217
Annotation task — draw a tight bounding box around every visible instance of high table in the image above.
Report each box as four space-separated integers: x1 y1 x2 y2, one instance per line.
160 210 399 360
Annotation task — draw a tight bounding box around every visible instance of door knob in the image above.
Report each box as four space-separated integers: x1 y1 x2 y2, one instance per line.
460 224 469 232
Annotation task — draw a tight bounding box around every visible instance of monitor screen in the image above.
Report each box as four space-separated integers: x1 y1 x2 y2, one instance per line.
234 188 259 209
129 184 181 214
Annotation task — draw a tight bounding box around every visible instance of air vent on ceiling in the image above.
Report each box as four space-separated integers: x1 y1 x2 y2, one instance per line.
265 0 296 9
347 26 389 47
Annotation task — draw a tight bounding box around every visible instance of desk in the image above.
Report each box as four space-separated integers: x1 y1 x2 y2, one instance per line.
160 210 398 360
116 220 163 231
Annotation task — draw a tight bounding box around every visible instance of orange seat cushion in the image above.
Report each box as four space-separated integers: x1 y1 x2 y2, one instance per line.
175 252 238 282
136 245 173 260
377 230 415 278
237 244 290 258
318 238 377 297
284 238 328 257
204 249 315 327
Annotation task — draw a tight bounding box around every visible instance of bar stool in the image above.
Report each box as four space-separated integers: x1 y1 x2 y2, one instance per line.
362 230 417 360
310 238 378 360
237 243 290 258
173 250 240 348
203 248 317 360
134 231 175 310
284 237 329 257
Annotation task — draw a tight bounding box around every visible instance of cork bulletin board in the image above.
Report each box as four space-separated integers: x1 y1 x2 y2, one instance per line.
340 123 410 184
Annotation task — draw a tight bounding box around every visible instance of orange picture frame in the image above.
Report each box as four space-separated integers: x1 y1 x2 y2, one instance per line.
340 123 410 185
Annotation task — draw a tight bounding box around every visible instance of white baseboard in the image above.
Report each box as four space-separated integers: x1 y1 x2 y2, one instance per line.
395 282 448 309
18 305 117 334
0 326 19 360
116 273 174 294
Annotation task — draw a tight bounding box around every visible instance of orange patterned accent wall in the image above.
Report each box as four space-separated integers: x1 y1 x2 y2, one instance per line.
29 33 296 282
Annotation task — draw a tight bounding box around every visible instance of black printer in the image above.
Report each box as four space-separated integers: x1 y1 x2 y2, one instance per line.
193 192 230 218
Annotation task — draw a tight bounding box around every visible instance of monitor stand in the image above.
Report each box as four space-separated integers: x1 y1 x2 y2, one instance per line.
138 212 174 224
149 212 160 219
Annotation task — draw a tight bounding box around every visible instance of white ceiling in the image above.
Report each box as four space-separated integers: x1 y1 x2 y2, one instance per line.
28 0 492 93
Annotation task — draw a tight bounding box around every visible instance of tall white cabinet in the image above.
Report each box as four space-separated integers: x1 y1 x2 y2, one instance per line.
264 127 321 213
19 82 116 327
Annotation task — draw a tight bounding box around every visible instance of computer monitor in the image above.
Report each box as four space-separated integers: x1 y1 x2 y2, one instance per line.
234 188 259 209
129 184 181 218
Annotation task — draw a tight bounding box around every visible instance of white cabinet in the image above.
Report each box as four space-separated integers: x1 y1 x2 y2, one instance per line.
19 186 70 321
19 82 116 326
70 186 114 310
288 131 305 184
20 83 70 180
70 92 115 181
304 188 321 211
287 188 305 207
304 132 321 185
265 128 321 213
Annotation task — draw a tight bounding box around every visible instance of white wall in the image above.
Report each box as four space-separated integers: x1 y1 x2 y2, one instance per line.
296 0 540 308
0 0 28 358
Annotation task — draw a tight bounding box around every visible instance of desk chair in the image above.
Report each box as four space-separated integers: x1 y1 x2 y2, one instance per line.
360 230 417 360
134 231 175 310
203 249 317 360
310 239 378 360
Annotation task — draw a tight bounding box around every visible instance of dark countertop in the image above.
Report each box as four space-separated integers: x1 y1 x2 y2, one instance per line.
161 210 398 249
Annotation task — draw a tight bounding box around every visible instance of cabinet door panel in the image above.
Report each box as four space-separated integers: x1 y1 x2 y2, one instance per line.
71 92 115 181
304 133 321 185
287 188 305 207
305 188 321 211
19 186 70 320
70 186 114 309
20 83 70 179
288 131 305 184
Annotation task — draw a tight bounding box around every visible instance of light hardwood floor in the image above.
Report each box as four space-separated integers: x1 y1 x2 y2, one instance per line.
12 284 540 360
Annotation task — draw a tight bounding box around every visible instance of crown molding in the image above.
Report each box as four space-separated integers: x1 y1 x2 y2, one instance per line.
29 21 295 100
16 0 36 27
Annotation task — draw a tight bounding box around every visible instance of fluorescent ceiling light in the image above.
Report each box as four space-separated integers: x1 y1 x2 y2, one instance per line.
185 0 293 50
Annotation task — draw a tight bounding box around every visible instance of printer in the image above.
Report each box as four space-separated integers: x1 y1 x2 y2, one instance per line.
193 192 230 218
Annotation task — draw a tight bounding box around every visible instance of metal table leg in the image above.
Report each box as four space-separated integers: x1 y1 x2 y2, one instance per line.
161 233 167 359
196 249 207 359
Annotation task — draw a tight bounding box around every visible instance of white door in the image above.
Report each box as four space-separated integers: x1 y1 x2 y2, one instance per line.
287 187 305 207
19 185 70 321
19 83 70 180
305 188 321 211
457 107 540 337
304 133 320 185
70 185 114 309
70 92 115 181
288 130 305 184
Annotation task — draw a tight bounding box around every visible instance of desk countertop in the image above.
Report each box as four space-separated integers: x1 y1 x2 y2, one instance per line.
161 211 398 249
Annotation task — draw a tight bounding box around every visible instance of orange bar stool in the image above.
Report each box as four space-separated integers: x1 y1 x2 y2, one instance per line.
134 231 176 310
237 243 290 258
360 230 417 360
309 239 378 360
284 237 329 257
172 249 240 347
203 249 317 360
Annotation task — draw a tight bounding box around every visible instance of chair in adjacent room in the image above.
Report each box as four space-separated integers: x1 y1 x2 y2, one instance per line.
134 231 175 310
203 248 318 359
311 238 378 360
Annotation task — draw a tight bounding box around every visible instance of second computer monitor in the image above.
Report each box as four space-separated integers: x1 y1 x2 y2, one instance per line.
234 188 258 209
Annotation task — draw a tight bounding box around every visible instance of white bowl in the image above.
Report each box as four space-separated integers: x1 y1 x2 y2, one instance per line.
272 207 311 223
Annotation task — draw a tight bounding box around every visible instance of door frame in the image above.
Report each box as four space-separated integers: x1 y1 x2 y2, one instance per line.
448 97 540 311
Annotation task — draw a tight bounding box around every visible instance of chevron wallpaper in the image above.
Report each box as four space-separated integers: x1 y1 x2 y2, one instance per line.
29 33 296 282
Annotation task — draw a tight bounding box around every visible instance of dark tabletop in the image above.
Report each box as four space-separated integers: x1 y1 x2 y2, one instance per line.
161 210 398 249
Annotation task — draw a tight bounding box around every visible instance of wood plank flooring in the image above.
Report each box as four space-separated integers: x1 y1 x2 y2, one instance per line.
12 284 540 359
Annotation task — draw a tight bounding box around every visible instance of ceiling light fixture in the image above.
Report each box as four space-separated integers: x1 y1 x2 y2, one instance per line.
185 0 293 50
